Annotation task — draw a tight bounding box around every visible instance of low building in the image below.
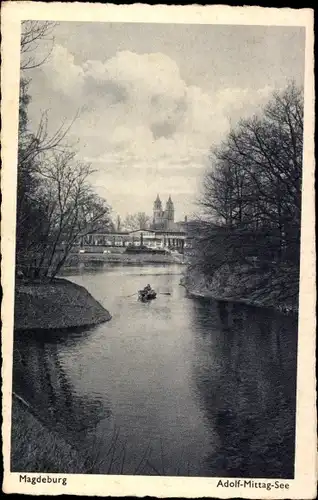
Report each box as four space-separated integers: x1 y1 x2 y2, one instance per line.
82 230 131 247
77 227 189 252
75 196 195 252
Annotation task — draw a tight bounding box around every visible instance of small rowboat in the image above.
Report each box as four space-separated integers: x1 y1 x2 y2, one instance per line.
138 290 157 302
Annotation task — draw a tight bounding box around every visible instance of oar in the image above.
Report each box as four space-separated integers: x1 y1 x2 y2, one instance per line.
124 291 171 298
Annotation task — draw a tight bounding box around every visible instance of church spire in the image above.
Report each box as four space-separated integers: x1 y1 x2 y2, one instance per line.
166 195 174 208
165 195 174 221
154 194 162 209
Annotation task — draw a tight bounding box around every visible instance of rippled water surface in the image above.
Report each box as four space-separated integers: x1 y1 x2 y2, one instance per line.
13 264 298 477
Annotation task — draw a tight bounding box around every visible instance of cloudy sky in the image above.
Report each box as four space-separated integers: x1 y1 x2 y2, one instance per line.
25 22 305 221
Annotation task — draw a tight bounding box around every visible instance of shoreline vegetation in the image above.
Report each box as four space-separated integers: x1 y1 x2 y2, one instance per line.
12 277 112 473
181 265 298 315
11 394 189 476
14 256 297 336
11 396 98 474
11 396 82 473
185 83 302 318
14 278 111 331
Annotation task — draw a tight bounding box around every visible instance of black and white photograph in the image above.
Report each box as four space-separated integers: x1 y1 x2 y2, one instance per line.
1 3 316 498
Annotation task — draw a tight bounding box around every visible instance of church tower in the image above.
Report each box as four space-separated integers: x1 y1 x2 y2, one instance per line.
153 194 163 227
165 195 174 229
165 195 174 220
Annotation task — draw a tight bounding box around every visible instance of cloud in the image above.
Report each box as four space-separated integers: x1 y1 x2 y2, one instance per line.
44 44 85 95
30 45 277 217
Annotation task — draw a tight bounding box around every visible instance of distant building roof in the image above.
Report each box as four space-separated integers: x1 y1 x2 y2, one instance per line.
154 229 186 235
128 229 156 234
87 230 130 235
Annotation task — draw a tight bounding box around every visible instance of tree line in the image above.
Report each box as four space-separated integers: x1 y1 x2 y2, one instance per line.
191 83 303 305
16 21 112 280
116 213 152 232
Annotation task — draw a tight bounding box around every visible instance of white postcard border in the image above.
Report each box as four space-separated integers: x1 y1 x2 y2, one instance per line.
1 3 316 498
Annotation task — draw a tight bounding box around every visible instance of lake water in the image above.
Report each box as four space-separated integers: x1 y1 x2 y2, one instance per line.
13 264 298 477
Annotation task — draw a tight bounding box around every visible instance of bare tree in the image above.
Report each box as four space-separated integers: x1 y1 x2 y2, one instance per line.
19 151 111 279
16 20 112 280
16 83 80 276
122 212 151 231
20 20 58 70
195 82 303 305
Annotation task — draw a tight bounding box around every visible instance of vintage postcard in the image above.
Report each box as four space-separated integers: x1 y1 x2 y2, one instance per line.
1 2 316 498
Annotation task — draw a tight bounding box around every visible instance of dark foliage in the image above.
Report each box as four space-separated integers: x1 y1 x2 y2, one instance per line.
193 83 303 305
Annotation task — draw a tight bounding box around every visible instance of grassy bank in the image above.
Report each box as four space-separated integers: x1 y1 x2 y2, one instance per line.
11 396 189 476
14 278 111 330
11 396 92 473
182 264 298 314
65 251 186 266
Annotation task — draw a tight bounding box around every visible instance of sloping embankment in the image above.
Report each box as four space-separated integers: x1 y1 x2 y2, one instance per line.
181 265 298 314
11 396 93 473
14 278 111 330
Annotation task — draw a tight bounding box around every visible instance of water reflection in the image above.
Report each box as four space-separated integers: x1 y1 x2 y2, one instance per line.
190 299 297 478
12 265 297 477
13 329 110 444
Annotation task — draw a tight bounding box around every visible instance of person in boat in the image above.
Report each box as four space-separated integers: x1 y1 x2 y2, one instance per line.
140 284 153 298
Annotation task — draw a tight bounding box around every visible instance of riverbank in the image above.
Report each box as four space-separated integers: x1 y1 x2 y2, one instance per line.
182 264 298 314
14 278 111 330
11 395 98 473
65 250 187 267
11 264 298 478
